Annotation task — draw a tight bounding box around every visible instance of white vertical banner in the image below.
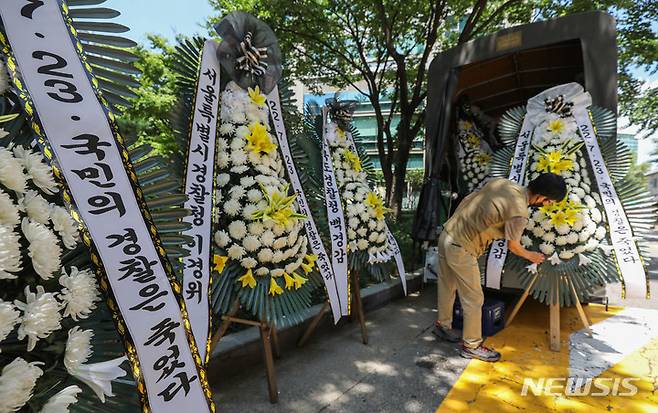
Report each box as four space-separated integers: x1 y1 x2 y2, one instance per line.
0 1 213 411
322 107 350 316
343 132 407 294
181 40 221 363
573 108 646 298
485 115 534 289
266 87 344 323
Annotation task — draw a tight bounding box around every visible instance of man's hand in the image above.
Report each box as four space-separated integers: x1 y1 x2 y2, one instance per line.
508 239 545 264
526 251 545 264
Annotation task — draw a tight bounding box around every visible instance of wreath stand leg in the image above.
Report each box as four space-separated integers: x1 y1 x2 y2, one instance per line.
209 299 280 403
297 271 368 346
506 273 591 352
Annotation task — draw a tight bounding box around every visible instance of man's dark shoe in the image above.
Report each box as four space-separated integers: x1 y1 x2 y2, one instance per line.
460 344 501 362
432 321 461 343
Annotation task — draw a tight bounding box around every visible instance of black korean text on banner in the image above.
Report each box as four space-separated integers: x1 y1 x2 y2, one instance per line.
573 108 647 298
181 40 220 364
485 115 534 289
342 132 407 294
321 107 350 316
266 87 344 322
0 1 214 411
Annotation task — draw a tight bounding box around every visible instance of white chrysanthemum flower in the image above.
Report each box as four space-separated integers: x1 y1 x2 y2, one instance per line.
0 189 19 227
214 230 230 248
356 239 368 250
347 229 357 239
230 165 249 174
348 217 359 229
241 257 257 269
231 149 248 166
376 220 385 231
591 208 602 224
566 233 579 244
272 237 287 250
368 232 379 242
272 250 284 263
521 235 533 248
0 147 27 193
224 199 242 216
243 235 261 252
595 226 607 240
58 267 100 321
377 232 387 243
367 219 377 230
229 186 246 200
0 224 22 279
21 218 61 280
50 206 79 250
217 173 230 187
559 250 575 260
217 152 230 168
20 190 50 225
540 219 553 231
584 195 596 209
240 176 256 188
235 125 250 139
287 230 298 247
0 299 20 344
0 357 43 412
257 248 273 263
556 224 570 235
65 327 127 402
246 188 262 203
555 236 568 246
539 243 555 255
242 203 258 221
284 261 301 274
261 230 275 247
531 226 545 238
356 227 367 237
219 123 236 136
248 221 265 237
14 285 62 351
272 224 286 236
227 244 246 259
572 219 584 231
228 220 247 239
542 232 556 243
255 267 269 276
40 385 82 413
585 238 600 252
13 147 57 194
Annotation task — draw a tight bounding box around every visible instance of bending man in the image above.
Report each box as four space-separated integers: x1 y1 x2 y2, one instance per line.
434 173 567 362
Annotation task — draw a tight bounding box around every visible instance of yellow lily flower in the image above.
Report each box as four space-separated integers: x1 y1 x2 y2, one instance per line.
474 153 491 165
238 269 256 289
549 210 569 227
364 191 390 220
245 122 277 155
342 149 363 172
465 133 480 147
300 262 313 274
337 128 346 138
552 159 574 174
268 277 283 296
536 150 574 175
462 120 473 129
283 272 295 289
305 254 318 267
251 183 307 227
292 273 307 290
213 255 228 273
547 118 565 134
248 86 266 107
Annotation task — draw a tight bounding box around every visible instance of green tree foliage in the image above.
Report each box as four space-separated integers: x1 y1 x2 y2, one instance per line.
117 35 179 157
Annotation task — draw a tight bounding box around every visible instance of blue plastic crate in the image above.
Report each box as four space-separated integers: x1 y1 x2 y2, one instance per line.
452 297 505 337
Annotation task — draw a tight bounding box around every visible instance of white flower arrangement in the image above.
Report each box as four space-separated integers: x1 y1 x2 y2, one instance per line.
58 267 101 321
324 123 391 262
214 82 315 295
522 107 607 266
456 119 492 192
14 285 63 352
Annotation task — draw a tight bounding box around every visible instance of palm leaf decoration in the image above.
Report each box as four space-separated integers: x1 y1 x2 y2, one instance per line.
67 0 140 112
488 104 656 306
170 36 320 328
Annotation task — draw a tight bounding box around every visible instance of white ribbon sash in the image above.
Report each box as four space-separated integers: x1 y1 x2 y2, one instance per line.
266 87 344 322
0 1 212 411
573 108 646 298
485 115 534 289
343 132 407 294
181 40 220 363
321 108 349 316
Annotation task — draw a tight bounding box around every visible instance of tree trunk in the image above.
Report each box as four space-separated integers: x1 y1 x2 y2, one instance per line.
387 124 412 219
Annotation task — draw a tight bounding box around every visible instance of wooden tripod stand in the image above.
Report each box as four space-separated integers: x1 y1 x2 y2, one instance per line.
298 270 368 347
209 300 281 403
505 272 592 351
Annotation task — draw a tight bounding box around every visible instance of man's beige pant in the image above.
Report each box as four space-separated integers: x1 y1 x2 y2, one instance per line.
437 231 484 349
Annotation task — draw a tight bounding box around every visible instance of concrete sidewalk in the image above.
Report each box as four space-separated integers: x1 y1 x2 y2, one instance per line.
211 287 470 412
